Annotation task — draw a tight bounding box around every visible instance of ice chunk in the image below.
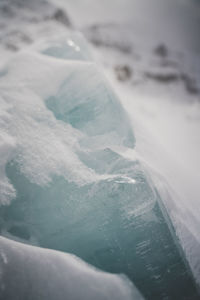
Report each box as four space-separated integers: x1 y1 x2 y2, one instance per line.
0 51 134 190
0 236 140 300
45 61 135 149
0 40 199 299
40 33 93 61
3 154 199 300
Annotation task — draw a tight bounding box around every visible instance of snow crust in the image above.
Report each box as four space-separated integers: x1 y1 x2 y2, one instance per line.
0 236 140 300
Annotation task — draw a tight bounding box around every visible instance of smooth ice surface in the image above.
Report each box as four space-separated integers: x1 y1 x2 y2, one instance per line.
3 158 199 300
0 38 199 299
0 236 140 300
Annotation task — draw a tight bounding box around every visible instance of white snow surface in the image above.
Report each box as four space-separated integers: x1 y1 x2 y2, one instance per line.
0 236 140 300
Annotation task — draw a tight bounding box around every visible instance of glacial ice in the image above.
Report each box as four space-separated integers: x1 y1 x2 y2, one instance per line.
40 33 93 61
0 35 199 299
0 236 140 300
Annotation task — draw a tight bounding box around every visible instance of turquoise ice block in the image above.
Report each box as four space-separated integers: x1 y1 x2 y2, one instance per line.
0 34 199 299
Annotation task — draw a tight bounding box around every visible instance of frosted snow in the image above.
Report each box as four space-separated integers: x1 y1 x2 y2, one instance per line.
0 236 140 300
0 50 135 199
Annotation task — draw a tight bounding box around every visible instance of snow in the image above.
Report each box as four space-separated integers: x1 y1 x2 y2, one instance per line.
0 236 139 300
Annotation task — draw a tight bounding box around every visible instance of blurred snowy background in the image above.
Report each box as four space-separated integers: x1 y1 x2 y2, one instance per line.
0 0 200 286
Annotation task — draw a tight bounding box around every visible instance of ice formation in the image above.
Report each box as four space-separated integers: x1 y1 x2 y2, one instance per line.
0 33 199 299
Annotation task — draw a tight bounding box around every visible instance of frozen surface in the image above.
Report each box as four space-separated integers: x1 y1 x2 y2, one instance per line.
0 0 200 299
0 236 139 300
60 0 200 287
0 38 199 299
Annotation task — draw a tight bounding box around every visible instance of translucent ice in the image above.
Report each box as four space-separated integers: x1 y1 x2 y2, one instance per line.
0 36 199 299
40 33 93 61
